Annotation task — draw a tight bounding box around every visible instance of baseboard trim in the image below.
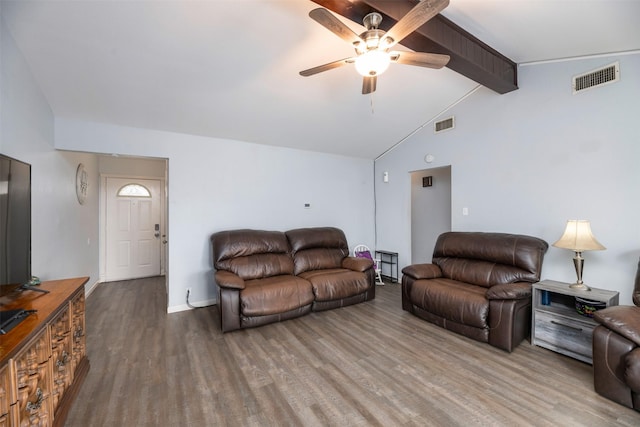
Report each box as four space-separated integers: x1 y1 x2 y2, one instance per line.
167 298 217 314
84 279 102 298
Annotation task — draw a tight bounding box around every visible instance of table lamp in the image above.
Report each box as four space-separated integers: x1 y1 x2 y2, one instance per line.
552 220 605 291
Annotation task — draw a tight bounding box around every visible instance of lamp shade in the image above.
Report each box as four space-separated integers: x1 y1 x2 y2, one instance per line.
552 220 606 251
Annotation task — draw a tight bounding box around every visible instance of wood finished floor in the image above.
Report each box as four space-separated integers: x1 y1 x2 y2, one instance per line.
65 277 640 426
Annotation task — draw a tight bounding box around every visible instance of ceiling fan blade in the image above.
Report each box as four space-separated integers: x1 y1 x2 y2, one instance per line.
385 0 449 48
389 51 450 69
299 57 355 77
309 8 363 47
362 76 377 94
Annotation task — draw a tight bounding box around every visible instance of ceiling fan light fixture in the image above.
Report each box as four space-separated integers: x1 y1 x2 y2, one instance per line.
355 50 390 77
302 0 450 93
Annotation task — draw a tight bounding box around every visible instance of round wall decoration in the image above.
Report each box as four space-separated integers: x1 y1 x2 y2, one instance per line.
76 163 88 205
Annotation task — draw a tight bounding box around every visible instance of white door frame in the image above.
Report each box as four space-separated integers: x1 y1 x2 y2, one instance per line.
99 173 167 283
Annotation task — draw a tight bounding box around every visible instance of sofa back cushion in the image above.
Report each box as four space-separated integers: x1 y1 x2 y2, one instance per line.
286 227 349 275
211 229 294 280
432 232 548 288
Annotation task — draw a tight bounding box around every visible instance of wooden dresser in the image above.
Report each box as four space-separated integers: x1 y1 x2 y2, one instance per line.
0 277 90 427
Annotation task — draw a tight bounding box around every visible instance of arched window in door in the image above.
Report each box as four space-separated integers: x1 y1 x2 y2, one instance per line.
117 183 151 198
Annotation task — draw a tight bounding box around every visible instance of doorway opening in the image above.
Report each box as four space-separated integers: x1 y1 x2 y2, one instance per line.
410 166 451 264
99 155 167 284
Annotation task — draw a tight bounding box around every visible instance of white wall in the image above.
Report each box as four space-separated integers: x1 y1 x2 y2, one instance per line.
54 119 375 311
375 53 640 304
1 16 100 292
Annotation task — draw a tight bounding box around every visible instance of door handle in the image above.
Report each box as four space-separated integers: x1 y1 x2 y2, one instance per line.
154 232 160 238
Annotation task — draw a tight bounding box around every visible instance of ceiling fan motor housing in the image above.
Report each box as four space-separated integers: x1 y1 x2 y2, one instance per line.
358 29 388 52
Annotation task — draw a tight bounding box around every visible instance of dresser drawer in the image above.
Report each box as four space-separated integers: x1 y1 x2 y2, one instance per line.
0 364 10 419
534 310 595 362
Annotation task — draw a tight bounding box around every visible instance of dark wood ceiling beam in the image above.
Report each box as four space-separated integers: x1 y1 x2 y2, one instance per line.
310 0 518 94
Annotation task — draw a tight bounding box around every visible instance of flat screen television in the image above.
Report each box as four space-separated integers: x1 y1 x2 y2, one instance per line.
0 154 31 289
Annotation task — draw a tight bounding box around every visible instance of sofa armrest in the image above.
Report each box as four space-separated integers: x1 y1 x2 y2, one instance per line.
401 264 442 280
342 256 373 272
215 270 245 290
625 348 640 393
485 282 531 300
594 306 640 346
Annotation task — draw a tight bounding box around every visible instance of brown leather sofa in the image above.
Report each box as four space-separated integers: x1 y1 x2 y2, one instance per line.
211 227 375 332
592 258 640 411
402 232 548 352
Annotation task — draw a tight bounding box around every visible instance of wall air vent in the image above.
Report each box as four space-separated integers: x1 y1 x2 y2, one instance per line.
573 62 619 94
434 116 454 133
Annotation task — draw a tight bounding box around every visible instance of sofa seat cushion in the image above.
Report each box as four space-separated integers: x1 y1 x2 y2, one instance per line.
299 269 370 301
241 275 314 317
409 278 489 329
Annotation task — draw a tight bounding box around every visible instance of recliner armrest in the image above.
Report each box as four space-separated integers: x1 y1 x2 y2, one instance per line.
401 264 442 280
594 306 640 347
215 270 245 290
342 256 373 272
486 282 532 300
625 348 640 393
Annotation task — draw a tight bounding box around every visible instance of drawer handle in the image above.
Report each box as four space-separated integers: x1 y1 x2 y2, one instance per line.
550 320 583 332
74 327 84 339
56 350 70 367
26 387 44 412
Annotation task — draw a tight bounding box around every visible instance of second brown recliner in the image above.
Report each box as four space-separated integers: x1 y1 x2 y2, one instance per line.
402 232 549 352
592 258 640 411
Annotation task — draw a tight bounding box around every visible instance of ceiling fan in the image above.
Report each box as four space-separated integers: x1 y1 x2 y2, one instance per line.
300 0 451 94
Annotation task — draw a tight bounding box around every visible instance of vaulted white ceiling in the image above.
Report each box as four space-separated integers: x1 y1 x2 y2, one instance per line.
2 0 639 159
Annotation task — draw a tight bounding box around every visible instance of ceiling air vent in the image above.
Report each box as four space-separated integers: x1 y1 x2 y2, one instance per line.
434 116 454 133
573 62 619 94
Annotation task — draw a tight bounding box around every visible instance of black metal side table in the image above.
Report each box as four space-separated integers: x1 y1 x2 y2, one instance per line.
375 250 399 283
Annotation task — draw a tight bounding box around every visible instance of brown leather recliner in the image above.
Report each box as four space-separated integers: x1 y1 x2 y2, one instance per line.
592 258 640 411
211 227 375 332
402 232 549 352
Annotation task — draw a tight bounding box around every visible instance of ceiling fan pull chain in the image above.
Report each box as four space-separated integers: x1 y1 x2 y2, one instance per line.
371 93 375 114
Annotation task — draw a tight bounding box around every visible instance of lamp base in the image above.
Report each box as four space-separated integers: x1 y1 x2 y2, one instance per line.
569 282 591 291
569 252 591 291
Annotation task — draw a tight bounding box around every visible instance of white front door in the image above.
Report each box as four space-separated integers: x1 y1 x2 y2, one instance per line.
105 177 162 281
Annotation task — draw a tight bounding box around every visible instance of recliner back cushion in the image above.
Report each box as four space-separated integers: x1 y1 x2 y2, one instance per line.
286 227 349 275
432 232 548 288
211 229 294 280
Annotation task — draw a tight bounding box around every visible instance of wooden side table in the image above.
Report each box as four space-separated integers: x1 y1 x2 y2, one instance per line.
531 280 619 364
